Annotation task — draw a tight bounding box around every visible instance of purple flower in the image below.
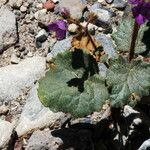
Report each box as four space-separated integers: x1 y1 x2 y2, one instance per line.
129 0 150 25
48 20 68 40
128 0 142 4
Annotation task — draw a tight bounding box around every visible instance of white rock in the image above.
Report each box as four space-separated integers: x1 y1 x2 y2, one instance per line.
23 2 29 7
34 9 47 20
133 118 142 125
98 27 104 32
16 85 65 137
80 22 98 31
20 6 27 12
0 7 17 52
0 105 9 115
36 29 48 40
88 23 97 32
0 120 14 148
0 56 46 104
123 105 139 117
98 0 104 3
10 53 20 64
27 51 33 57
9 0 23 8
36 3 43 9
68 24 78 33
46 53 53 62
138 139 150 150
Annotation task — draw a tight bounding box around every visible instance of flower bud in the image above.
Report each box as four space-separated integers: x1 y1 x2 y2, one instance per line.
59 7 70 18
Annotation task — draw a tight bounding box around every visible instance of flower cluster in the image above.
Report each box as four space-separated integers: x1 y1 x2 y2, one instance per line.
129 0 150 25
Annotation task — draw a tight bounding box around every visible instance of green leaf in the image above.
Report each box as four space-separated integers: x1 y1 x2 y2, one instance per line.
38 51 109 117
112 17 150 54
106 57 150 107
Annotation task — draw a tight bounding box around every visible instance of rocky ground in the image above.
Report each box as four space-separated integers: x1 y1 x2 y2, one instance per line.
0 0 150 150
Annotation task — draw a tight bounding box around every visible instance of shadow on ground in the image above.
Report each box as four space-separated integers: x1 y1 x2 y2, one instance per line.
52 101 150 150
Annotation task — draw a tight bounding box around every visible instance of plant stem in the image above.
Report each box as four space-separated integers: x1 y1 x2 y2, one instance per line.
128 21 140 62
68 17 98 51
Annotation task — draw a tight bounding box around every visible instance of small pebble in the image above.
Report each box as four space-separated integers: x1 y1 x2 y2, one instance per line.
36 29 48 43
28 28 35 34
23 2 29 7
16 51 21 57
0 105 9 115
43 1 55 10
98 0 104 3
36 41 42 48
34 9 47 20
68 24 78 33
20 6 27 12
20 53 25 59
27 51 33 57
19 47 26 52
133 118 142 125
98 27 104 32
80 22 97 33
105 0 114 3
11 53 20 64
36 3 43 9
46 53 53 62
23 49 29 55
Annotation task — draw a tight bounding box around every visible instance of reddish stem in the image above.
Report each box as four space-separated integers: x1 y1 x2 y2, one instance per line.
128 21 140 62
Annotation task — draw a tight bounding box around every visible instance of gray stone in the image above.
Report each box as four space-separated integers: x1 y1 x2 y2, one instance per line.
25 130 63 150
96 34 116 58
49 37 72 58
59 0 86 19
90 2 102 10
0 120 14 149
36 29 48 43
0 7 17 53
90 7 115 26
112 0 127 9
16 85 64 137
26 128 94 150
0 56 46 104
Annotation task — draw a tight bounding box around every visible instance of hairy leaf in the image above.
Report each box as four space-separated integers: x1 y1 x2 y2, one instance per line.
38 52 109 117
106 57 150 107
112 17 150 54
